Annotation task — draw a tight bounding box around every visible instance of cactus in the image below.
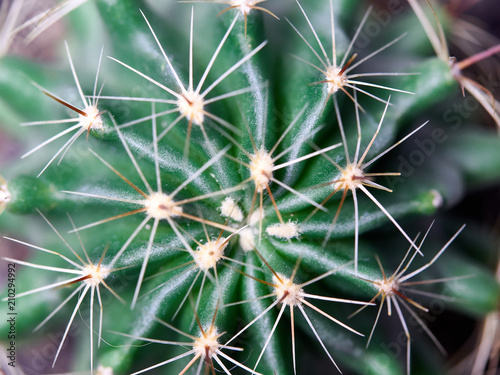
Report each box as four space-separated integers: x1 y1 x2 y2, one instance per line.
1 1 500 374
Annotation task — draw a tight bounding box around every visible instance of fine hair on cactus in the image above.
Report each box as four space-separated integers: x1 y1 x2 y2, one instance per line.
1 1 500 375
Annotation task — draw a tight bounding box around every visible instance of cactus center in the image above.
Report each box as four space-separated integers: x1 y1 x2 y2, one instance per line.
145 192 183 219
325 66 348 94
80 105 104 131
193 326 220 360
334 163 365 191
178 90 205 126
273 273 303 307
249 149 274 192
378 278 398 297
194 238 228 270
83 264 110 287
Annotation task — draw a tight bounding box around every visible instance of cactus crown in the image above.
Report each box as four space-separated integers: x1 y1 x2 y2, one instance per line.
1 1 500 375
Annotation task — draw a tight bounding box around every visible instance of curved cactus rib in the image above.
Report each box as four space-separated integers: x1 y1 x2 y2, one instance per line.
20 42 105 177
289 0 413 112
224 252 373 374
3 1 500 374
1 212 123 375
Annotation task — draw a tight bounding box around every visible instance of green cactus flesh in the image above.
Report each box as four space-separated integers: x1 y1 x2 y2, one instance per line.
1 1 500 375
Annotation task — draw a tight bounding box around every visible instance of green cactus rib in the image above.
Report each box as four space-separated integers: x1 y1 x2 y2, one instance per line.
1 1 500 375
